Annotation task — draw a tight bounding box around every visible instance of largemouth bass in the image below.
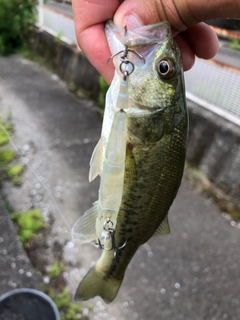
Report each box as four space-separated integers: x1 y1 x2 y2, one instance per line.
72 20 188 303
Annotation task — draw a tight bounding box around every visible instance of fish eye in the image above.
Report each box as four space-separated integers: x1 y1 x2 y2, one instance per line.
157 58 175 79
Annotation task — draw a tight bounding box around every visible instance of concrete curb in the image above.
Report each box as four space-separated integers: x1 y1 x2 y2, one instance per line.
28 28 239 209
187 101 240 206
0 198 39 296
28 28 99 95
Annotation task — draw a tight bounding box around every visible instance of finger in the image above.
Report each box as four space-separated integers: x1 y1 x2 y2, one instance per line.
72 0 119 83
114 0 240 32
180 23 219 60
174 34 195 71
77 24 115 84
72 0 119 34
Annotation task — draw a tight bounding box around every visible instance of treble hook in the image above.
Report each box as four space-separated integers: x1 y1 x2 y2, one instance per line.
107 24 145 77
107 46 145 79
107 47 145 65
94 218 127 256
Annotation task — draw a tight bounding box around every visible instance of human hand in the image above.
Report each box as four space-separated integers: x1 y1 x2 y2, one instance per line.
72 0 240 84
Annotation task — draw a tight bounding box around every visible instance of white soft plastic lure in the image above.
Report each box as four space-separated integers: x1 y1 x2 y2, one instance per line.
71 28 131 248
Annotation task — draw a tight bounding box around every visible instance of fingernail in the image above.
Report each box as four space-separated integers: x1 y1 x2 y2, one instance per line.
124 14 143 30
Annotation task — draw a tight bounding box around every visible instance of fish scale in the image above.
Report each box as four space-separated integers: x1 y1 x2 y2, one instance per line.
108 129 187 275
72 20 188 303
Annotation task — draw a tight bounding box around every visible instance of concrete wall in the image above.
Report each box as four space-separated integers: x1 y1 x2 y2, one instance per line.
28 28 240 208
187 101 240 205
28 29 100 96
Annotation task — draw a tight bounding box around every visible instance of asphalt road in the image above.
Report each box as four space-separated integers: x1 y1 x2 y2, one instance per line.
1 55 240 320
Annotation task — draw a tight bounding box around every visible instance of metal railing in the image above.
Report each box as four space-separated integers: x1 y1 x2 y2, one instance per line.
36 5 240 126
185 58 240 126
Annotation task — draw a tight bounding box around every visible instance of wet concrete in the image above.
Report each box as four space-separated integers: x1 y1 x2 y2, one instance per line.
1 55 240 319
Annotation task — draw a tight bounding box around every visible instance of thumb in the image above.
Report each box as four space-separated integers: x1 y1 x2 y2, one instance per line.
114 0 240 32
113 0 188 33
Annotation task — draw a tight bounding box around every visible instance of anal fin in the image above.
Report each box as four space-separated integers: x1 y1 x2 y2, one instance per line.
153 215 171 236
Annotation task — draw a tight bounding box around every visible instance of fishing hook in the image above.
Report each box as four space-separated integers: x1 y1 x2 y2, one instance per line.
107 48 145 79
107 25 145 79
107 48 145 64
94 217 127 255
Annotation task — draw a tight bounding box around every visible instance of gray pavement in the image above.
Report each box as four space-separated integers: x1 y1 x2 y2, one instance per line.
1 54 240 320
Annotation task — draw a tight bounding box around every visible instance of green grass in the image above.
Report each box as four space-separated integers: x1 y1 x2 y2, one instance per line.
68 81 78 93
0 119 13 146
0 148 15 165
229 38 240 51
49 260 65 279
54 31 64 43
48 288 84 320
6 164 24 177
97 76 109 108
11 209 47 244
0 116 26 185
18 45 50 67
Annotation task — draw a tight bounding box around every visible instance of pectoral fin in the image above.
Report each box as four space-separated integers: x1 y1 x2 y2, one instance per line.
89 139 103 182
153 215 171 236
71 202 98 243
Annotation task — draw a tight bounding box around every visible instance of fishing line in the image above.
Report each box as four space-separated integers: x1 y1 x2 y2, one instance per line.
0 123 72 233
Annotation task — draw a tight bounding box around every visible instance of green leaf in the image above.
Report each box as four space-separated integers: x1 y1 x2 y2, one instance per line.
0 0 37 55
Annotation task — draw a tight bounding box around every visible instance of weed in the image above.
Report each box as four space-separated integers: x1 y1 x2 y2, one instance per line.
229 38 239 51
11 209 47 244
5 164 24 185
65 302 84 320
49 260 65 279
0 116 26 186
18 45 46 65
6 164 24 178
97 76 109 108
48 287 71 309
54 31 64 43
12 175 22 186
48 288 84 320
185 164 240 220
87 303 94 310
0 148 15 165
0 0 37 56
0 118 13 145
68 81 78 93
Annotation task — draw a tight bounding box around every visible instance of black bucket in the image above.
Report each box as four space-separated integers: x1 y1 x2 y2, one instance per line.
0 288 60 320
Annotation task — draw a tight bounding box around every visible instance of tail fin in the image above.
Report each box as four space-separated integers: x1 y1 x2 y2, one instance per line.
74 265 123 304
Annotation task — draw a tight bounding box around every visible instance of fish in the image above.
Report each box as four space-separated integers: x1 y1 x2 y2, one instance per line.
71 20 188 303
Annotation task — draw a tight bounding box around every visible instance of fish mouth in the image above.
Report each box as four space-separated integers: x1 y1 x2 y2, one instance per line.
106 20 171 48
128 102 166 115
